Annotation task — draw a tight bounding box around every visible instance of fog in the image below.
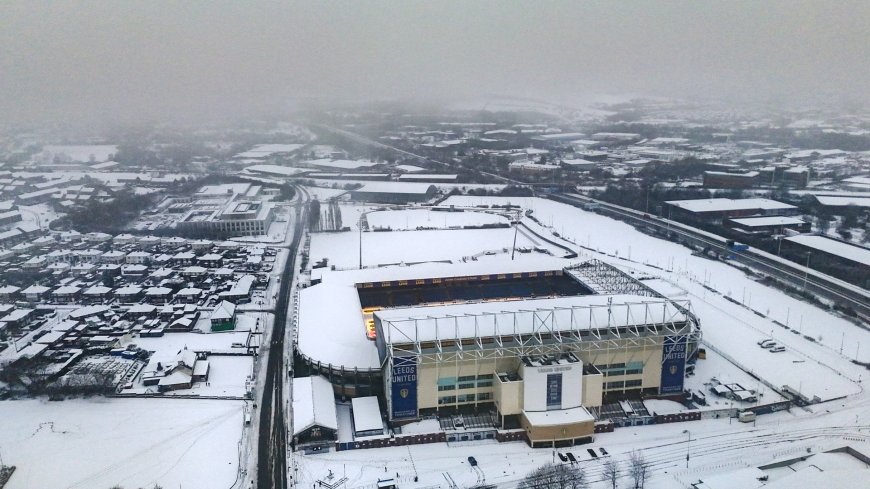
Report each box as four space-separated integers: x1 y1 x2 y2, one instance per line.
2 1 869 125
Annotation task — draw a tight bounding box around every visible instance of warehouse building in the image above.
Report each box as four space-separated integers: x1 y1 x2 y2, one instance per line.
724 216 811 237
349 182 437 204
665 198 799 225
702 171 759 189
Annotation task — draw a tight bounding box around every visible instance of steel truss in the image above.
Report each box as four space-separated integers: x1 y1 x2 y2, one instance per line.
385 299 701 367
565 259 660 297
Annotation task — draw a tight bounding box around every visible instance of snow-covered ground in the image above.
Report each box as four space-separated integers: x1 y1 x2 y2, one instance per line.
366 208 509 231
685 346 788 407
296 403 870 489
132 330 252 356
0 398 246 489
17 204 60 230
310 226 554 269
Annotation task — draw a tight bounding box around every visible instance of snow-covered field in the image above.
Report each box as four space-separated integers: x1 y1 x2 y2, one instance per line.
310 227 552 269
0 398 245 489
16 203 59 229
366 208 508 231
133 330 251 357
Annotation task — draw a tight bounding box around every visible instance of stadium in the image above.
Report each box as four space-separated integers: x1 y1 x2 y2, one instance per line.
296 258 701 447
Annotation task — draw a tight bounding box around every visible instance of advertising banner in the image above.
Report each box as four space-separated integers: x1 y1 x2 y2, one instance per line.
390 357 418 419
660 336 687 394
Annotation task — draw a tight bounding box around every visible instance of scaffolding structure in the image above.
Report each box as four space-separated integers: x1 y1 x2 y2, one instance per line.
566 259 661 297
567 259 700 333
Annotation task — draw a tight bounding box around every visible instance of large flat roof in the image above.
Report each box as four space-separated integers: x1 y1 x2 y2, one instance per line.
785 235 870 266
354 182 436 195
666 198 796 213
728 216 806 227
351 396 383 434
523 406 594 427
814 195 870 208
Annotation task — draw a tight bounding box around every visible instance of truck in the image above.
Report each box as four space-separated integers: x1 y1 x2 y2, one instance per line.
726 240 750 252
738 411 756 423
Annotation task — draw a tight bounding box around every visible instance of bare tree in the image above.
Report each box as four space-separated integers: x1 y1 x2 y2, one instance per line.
628 451 649 489
602 458 620 489
517 462 588 489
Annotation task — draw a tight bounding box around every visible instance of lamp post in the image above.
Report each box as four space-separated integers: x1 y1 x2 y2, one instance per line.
683 429 691 468
803 252 811 290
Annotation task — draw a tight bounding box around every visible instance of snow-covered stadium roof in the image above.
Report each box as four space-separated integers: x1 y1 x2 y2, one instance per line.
375 294 688 345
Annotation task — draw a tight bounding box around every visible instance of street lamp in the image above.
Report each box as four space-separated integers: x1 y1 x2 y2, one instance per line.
683 429 691 468
803 252 811 290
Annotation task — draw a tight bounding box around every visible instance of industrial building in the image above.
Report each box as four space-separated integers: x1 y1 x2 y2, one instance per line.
169 183 276 238
349 182 438 204
665 198 799 225
724 216 811 237
296 258 700 447
702 171 759 189
782 234 870 283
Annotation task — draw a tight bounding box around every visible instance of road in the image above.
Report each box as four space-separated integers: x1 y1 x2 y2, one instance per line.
256 185 308 489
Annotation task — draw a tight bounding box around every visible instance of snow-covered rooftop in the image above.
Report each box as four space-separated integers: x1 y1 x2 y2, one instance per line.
666 198 796 213
522 406 594 426
376 294 687 345
297 258 571 370
292 376 338 435
728 216 806 227
353 182 436 195
351 396 383 434
785 235 870 266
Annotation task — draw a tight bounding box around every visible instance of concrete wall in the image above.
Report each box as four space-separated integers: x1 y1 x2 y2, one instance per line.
520 361 583 411
520 415 594 445
582 373 603 407
495 377 523 416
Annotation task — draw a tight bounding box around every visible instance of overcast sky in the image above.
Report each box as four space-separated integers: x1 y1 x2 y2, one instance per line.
2 1 868 125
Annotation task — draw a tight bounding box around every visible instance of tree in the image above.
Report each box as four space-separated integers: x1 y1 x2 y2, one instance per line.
277 184 296 201
308 199 321 231
628 451 649 489
602 458 621 489
517 463 588 489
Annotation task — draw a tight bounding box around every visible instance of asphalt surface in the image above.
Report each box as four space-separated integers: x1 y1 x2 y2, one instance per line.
257 189 306 489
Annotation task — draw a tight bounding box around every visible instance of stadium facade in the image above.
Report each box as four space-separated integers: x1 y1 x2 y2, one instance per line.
296 258 700 447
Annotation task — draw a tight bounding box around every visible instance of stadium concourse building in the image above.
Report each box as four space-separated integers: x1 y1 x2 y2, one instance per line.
296 258 700 447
